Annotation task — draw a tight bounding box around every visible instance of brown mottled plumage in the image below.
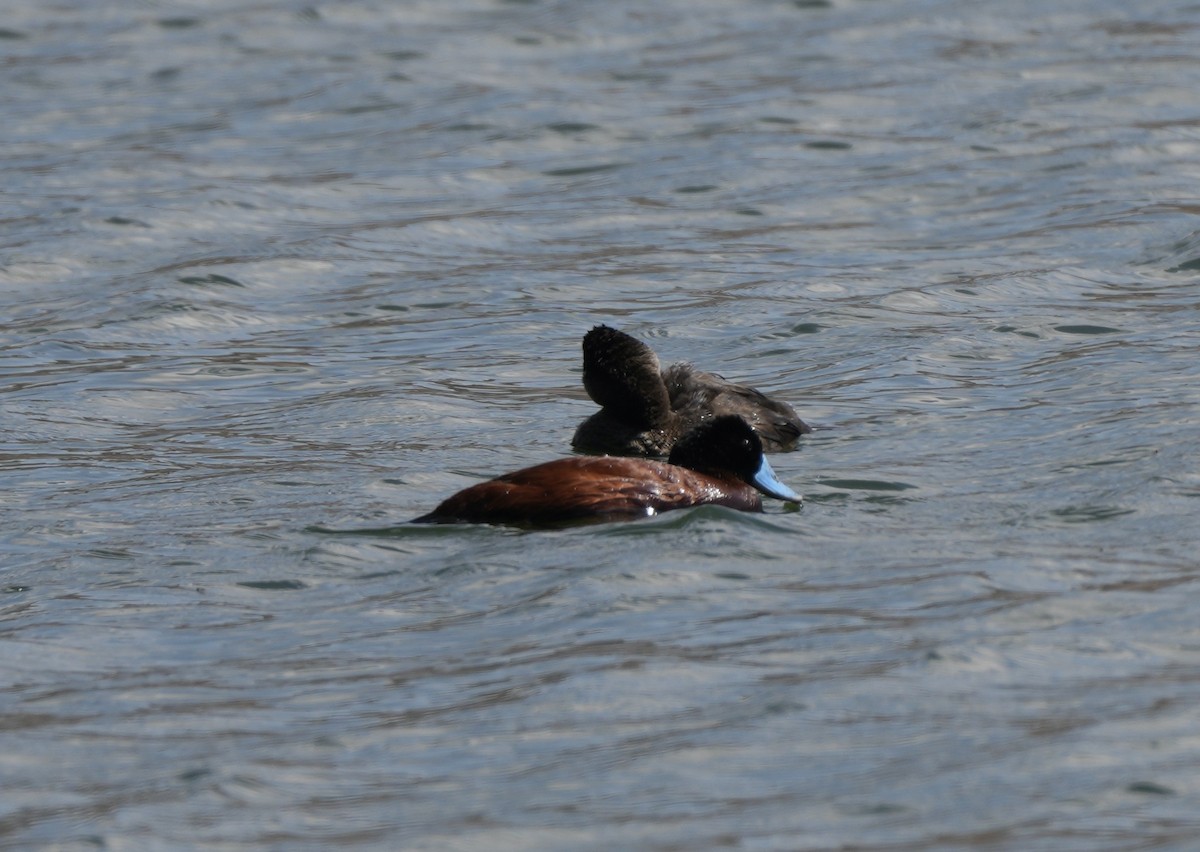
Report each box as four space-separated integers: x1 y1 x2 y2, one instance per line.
572 325 810 458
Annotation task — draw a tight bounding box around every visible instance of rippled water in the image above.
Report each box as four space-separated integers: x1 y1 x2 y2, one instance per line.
5 0 1200 848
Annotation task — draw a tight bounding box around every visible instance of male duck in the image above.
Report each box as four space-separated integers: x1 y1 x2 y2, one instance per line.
413 415 801 527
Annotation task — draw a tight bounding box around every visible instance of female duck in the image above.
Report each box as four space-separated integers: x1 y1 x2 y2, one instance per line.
413 415 801 527
572 325 810 457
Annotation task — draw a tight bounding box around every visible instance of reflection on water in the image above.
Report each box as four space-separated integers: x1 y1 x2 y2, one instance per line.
4 0 1200 848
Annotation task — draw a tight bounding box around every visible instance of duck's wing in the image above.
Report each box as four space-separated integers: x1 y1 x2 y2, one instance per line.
492 457 708 516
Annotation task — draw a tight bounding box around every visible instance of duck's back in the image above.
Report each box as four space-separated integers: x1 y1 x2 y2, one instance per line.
663 365 810 452
414 456 760 525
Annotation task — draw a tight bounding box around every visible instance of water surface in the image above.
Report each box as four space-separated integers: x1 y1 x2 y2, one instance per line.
4 0 1200 848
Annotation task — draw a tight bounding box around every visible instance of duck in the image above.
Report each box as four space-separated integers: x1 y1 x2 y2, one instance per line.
571 325 810 458
412 415 801 527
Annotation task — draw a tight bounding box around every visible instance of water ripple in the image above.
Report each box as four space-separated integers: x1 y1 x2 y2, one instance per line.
5 0 1200 848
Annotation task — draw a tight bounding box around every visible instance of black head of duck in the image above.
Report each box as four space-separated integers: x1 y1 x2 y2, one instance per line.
413 414 801 528
571 325 810 457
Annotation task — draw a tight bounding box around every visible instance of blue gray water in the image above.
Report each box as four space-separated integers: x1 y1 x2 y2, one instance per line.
4 0 1200 848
